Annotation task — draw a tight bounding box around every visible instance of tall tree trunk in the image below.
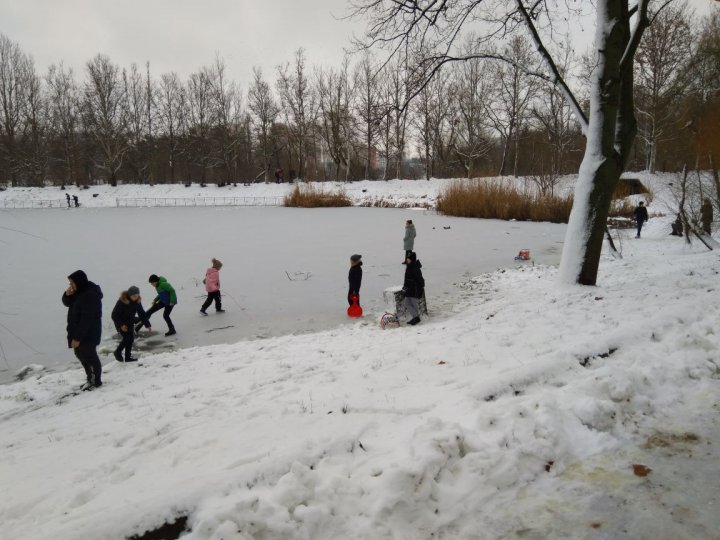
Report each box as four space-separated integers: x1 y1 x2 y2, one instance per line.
559 0 644 285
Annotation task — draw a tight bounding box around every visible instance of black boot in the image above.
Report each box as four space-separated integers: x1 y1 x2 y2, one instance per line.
165 329 176 336
408 316 421 326
113 349 123 362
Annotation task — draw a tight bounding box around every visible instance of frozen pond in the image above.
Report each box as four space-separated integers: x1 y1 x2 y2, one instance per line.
0 206 566 380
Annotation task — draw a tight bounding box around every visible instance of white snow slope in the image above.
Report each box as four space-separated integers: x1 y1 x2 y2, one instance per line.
1 173 719 540
1 215 719 539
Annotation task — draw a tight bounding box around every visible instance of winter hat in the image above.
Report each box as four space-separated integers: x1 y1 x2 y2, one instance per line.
148 274 159 284
406 219 413 225
127 286 140 297
406 251 417 262
212 258 223 269
350 254 362 262
68 270 89 290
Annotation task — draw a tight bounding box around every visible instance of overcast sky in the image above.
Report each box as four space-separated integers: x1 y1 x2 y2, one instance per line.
0 0 717 86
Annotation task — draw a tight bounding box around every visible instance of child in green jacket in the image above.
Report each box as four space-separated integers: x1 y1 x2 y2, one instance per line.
140 274 178 336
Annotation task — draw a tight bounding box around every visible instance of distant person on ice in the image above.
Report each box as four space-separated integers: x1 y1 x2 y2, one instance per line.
65 193 71 208
111 286 150 362
701 198 713 235
403 219 416 262
200 258 225 315
142 275 177 336
73 194 79 208
634 201 648 238
402 251 425 326
62 270 103 390
348 254 363 306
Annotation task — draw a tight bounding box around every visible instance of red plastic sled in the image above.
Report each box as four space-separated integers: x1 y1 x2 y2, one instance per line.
347 294 363 318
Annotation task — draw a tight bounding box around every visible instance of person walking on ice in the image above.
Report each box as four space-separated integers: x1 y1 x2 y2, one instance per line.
111 286 150 362
141 274 177 336
65 193 71 208
403 219 416 262
634 201 649 238
402 251 425 326
62 270 103 390
200 258 225 315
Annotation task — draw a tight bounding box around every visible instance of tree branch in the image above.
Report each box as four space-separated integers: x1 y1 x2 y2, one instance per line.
515 0 589 135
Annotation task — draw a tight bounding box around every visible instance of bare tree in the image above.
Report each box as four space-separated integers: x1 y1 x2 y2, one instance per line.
413 67 455 179
452 47 492 178
316 58 354 180
635 2 694 173
277 48 314 180
124 62 151 182
21 57 48 186
0 34 32 185
47 63 81 186
186 69 214 183
484 35 539 177
157 71 185 183
248 67 279 182
207 56 243 184
353 53 382 179
387 57 411 179
530 46 580 187
351 0 659 286
83 54 129 186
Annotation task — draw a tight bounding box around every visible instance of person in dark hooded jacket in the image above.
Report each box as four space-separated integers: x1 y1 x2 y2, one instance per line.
111 286 150 362
348 254 363 306
402 252 425 325
62 270 103 390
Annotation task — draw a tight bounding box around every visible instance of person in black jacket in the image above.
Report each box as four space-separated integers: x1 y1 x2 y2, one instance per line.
348 254 363 306
61 270 103 390
111 286 150 362
634 201 649 238
402 252 425 325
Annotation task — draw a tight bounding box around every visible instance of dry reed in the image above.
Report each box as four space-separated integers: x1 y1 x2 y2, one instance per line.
437 180 573 223
284 184 352 208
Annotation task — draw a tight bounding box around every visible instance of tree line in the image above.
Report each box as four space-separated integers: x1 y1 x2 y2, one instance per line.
0 4 717 187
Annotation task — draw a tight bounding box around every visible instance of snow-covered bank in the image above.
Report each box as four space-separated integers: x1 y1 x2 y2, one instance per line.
0 179 454 209
1 225 718 539
0 172 694 211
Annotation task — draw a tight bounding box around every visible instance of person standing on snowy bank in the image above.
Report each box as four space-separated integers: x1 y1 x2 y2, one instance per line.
200 258 225 315
402 251 425 326
634 201 649 238
111 286 150 362
62 270 103 390
403 219 416 261
142 275 177 336
701 198 713 235
348 254 363 306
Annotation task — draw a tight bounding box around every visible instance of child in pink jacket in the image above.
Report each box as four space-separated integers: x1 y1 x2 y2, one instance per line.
200 258 224 315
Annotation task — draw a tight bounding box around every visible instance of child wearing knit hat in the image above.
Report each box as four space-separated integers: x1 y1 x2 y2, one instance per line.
200 258 225 315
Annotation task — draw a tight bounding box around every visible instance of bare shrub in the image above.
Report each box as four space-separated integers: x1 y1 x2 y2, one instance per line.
437 179 572 223
283 184 352 208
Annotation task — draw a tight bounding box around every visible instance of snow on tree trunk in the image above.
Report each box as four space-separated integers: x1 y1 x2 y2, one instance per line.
559 0 644 286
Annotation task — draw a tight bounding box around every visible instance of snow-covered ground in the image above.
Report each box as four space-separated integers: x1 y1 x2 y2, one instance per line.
0 178 456 209
1 175 718 539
